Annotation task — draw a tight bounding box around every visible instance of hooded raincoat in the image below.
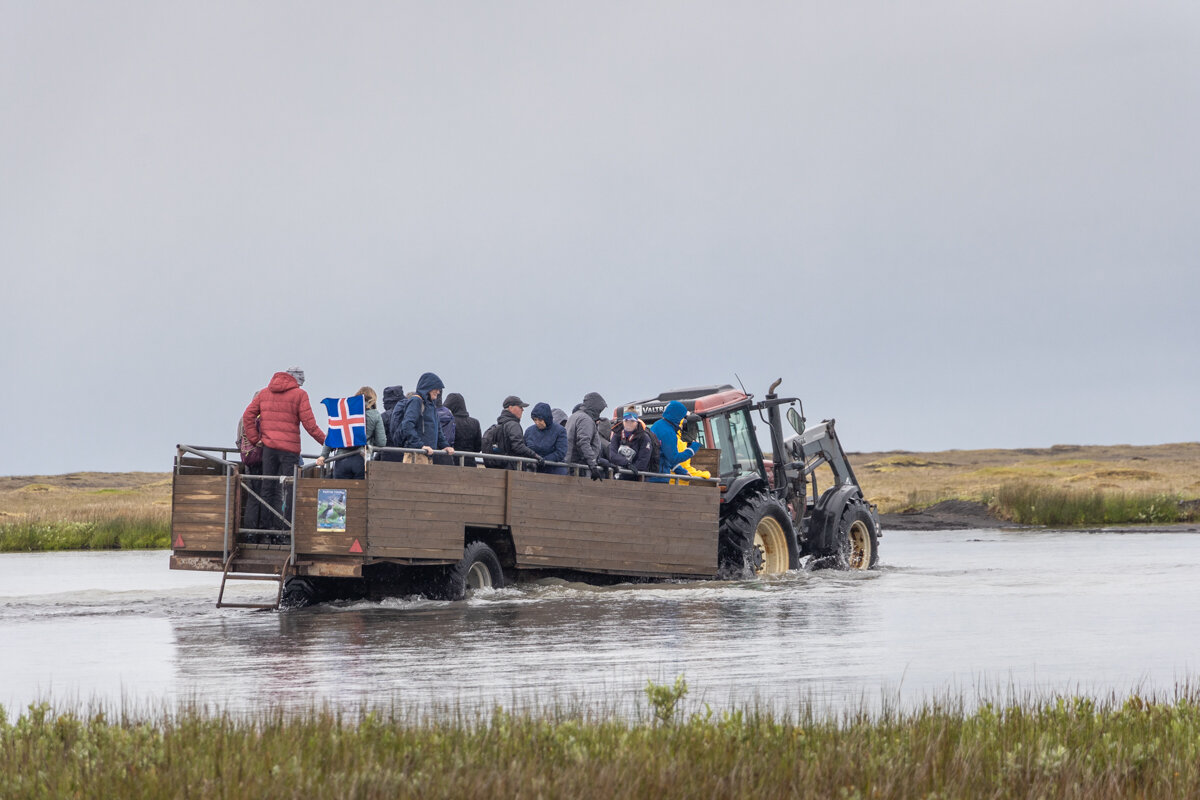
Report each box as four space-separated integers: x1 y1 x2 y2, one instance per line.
444 393 482 466
397 372 449 450
243 372 326 454
525 402 568 474
565 392 607 467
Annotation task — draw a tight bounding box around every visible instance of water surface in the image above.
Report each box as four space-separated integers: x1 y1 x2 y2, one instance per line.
2 529 1198 717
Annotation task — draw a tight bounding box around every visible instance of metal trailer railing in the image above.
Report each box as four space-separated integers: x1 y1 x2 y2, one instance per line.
313 444 721 485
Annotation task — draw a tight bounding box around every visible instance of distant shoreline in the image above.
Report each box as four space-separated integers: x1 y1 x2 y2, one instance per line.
2 440 1198 550
878 498 1200 533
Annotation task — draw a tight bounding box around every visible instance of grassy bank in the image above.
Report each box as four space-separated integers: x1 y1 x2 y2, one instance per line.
3 686 1200 799
852 442 1200 523
0 515 169 553
0 472 170 553
992 483 1191 527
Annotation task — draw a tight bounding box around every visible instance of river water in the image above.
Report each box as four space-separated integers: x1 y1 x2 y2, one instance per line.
2 529 1198 718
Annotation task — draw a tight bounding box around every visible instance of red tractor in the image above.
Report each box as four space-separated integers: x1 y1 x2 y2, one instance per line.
620 378 880 575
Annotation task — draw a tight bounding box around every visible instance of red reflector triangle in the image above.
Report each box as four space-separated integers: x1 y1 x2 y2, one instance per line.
349 538 363 554
173 533 185 548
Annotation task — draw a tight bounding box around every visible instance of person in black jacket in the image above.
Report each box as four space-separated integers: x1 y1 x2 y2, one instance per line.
378 384 407 462
493 396 544 470
444 392 482 467
608 410 653 480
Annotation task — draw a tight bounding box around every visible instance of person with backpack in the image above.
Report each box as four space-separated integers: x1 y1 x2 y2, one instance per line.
237 390 265 530
525 402 567 475
392 372 454 465
565 392 609 480
433 403 457 466
241 368 326 529
485 396 544 470
608 409 654 481
379 384 406 462
444 393 481 467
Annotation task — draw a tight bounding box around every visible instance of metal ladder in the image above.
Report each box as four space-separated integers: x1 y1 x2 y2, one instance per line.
217 543 294 610
216 465 300 610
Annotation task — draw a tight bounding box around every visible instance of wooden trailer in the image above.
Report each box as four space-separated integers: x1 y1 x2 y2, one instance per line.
169 446 720 609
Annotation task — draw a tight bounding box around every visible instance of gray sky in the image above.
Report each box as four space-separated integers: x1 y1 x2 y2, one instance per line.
2 1 1197 476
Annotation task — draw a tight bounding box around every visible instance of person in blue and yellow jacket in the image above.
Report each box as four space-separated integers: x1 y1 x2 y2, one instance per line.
648 400 711 483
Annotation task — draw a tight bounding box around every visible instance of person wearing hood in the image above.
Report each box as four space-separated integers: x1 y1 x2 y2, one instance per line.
242 367 326 529
608 410 653 480
649 400 701 483
525 402 567 475
395 372 454 465
565 391 609 480
378 385 406 462
433 404 457 466
492 396 544 470
551 408 568 429
444 393 482 467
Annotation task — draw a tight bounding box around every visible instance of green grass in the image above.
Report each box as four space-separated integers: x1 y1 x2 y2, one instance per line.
0 515 169 553
992 483 1194 527
3 686 1200 799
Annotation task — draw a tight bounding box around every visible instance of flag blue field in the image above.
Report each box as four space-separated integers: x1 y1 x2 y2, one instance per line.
321 395 367 448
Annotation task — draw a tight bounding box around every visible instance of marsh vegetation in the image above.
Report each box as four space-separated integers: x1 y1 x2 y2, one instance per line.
3 683 1200 799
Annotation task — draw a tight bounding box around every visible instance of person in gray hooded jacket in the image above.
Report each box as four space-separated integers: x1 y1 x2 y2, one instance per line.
565 392 609 480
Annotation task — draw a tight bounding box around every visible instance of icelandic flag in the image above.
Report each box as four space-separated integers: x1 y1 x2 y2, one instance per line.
321 395 367 449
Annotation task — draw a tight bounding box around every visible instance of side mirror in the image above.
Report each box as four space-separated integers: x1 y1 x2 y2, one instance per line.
786 407 805 435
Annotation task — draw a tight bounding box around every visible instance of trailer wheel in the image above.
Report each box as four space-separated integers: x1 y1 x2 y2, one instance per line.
832 503 879 570
718 493 799 578
281 577 318 608
437 541 505 601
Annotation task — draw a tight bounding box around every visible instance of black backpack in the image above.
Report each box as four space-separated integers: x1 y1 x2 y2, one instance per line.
387 395 424 448
481 421 508 469
644 427 662 475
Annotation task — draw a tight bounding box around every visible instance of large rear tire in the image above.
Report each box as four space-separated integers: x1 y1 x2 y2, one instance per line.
718 493 800 578
435 541 505 600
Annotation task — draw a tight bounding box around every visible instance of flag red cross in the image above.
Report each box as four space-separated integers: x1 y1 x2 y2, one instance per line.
331 398 366 446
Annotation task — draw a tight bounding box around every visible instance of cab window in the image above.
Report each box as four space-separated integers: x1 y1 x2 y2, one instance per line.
706 410 760 477
727 409 762 475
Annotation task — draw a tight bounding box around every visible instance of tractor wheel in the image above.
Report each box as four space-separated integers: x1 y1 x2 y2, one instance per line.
830 502 879 570
281 577 318 608
718 493 800 578
436 541 505 601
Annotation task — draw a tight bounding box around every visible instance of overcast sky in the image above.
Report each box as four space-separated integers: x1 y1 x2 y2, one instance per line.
2 1 1197 476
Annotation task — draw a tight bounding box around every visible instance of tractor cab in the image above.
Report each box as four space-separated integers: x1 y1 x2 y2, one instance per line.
619 384 772 493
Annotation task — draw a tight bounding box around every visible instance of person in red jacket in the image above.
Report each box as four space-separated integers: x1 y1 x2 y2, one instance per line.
242 367 326 531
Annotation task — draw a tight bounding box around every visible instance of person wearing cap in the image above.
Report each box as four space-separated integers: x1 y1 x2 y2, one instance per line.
241 367 326 530
608 410 653 481
492 396 544 470
566 392 609 480
524 402 568 475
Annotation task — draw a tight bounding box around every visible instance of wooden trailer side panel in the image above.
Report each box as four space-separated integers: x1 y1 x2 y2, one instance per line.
507 473 718 576
171 472 235 552
293 478 368 555
366 463 506 561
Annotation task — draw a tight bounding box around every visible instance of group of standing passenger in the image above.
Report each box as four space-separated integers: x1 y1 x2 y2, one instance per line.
238 368 712 529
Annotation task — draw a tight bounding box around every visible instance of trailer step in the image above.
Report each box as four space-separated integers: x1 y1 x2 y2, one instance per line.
216 546 294 610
